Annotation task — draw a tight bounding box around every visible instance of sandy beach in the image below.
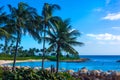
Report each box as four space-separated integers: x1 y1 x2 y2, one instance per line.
0 59 42 65
0 58 89 65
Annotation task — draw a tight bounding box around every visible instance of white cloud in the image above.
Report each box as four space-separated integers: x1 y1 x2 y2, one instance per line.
102 12 120 20
86 33 120 41
109 41 120 45
112 27 120 30
97 41 120 45
97 41 106 45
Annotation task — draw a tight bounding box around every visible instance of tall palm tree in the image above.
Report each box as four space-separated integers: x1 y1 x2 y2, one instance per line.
41 3 60 69
8 2 41 71
46 19 84 73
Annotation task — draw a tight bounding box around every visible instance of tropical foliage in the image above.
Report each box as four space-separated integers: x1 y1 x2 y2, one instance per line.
0 7 10 40
0 2 83 73
1 67 79 80
7 2 41 70
41 3 60 69
46 18 84 72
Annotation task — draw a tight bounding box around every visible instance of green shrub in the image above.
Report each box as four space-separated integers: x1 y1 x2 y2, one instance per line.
0 53 12 57
46 56 80 61
2 70 15 80
2 68 79 80
0 67 3 78
46 56 57 61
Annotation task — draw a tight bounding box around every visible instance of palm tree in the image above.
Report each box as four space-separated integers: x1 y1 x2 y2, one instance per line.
41 3 60 69
0 7 16 54
0 28 10 40
8 2 41 71
0 6 7 23
1 26 16 54
0 7 10 43
46 18 84 73
0 27 11 54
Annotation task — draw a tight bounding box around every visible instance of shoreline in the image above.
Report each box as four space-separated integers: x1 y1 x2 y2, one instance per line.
0 59 42 65
0 58 89 65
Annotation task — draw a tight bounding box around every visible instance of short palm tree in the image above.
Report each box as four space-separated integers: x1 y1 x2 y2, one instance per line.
41 3 60 69
8 2 41 71
46 18 84 73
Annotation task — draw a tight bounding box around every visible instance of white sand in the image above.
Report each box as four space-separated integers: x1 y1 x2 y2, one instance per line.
0 59 42 65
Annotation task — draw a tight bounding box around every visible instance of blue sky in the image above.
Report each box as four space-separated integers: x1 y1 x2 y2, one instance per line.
1 0 120 55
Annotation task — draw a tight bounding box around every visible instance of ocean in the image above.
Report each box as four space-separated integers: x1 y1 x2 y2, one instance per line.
9 55 120 72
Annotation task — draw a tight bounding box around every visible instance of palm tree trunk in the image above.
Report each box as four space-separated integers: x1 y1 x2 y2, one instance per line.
12 31 19 71
56 45 60 73
42 24 46 70
4 37 8 54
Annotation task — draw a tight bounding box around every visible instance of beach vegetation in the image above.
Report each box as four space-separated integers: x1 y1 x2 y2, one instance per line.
40 3 61 70
46 56 80 61
0 7 11 43
0 53 80 61
46 18 84 72
0 2 83 73
0 67 3 78
7 2 41 71
1 67 78 80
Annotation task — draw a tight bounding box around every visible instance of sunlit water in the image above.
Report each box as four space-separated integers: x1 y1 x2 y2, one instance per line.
8 55 120 72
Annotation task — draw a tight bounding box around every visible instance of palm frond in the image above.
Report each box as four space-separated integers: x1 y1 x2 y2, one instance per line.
68 29 80 37
47 44 56 52
42 3 60 18
47 18 84 57
62 43 79 55
0 28 10 39
51 4 61 13
68 41 84 46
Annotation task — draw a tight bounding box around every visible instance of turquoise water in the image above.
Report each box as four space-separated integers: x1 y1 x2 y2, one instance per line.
9 55 120 72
